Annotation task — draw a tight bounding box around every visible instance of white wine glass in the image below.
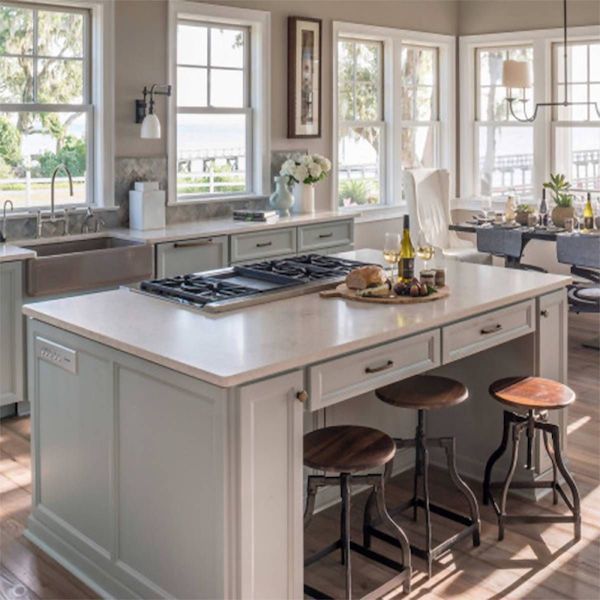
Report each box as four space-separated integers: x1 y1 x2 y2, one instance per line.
383 233 401 283
416 231 435 270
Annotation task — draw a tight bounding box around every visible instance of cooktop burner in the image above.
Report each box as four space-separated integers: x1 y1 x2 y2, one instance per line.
138 254 372 311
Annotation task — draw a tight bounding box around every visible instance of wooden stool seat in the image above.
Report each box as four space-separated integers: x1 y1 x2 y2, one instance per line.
303 425 396 473
376 375 468 410
490 376 575 411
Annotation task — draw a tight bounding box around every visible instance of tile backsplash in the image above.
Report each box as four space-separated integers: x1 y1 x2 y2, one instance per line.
3 156 272 241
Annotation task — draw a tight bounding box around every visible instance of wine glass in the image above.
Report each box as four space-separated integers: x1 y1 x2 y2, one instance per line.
416 231 435 270
383 233 401 282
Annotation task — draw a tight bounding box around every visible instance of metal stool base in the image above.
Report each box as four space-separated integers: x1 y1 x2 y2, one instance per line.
483 410 581 541
362 410 481 578
304 472 412 599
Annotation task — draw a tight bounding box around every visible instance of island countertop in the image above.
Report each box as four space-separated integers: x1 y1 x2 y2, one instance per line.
22 249 570 387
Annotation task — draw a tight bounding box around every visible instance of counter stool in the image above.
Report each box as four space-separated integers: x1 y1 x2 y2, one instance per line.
365 375 481 577
483 376 581 540
304 425 412 599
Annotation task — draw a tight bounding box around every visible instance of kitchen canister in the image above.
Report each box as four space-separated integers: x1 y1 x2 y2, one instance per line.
129 181 166 230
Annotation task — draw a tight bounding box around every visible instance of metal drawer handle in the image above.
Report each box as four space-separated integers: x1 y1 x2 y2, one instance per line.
480 323 503 335
318 232 333 239
540 309 549 318
174 238 214 249
296 390 309 403
256 241 273 248
365 360 394 374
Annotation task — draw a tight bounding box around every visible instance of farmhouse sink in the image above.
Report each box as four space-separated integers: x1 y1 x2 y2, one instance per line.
23 236 153 297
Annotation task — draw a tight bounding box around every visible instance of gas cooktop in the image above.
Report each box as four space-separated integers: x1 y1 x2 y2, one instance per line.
136 254 371 313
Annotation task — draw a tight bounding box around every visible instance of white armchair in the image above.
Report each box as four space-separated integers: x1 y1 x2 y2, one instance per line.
403 169 491 265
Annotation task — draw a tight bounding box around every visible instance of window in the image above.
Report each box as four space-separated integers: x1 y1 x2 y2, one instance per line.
337 38 384 208
475 46 534 200
552 41 600 190
0 1 91 209
400 45 439 169
175 21 250 201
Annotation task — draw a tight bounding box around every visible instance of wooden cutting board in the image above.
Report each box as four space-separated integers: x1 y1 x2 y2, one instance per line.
320 284 450 304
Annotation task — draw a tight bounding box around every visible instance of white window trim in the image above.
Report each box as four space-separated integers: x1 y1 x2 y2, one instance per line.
1 0 115 211
459 25 600 202
167 0 270 206
332 21 455 213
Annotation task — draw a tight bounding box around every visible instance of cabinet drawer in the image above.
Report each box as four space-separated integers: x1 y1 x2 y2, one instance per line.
230 228 296 263
156 236 228 277
442 300 535 364
298 220 354 252
307 330 440 411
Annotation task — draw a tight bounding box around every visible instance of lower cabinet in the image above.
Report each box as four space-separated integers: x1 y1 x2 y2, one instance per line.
0 261 24 407
155 235 228 277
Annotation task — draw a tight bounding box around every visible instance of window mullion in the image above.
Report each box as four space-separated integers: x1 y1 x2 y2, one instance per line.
32 8 38 102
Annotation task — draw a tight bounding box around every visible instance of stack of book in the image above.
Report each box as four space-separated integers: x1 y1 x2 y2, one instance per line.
233 209 280 223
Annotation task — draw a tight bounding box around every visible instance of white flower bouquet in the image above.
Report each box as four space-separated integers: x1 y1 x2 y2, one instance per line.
280 154 332 187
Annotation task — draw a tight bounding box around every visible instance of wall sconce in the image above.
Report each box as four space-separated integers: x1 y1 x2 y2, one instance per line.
135 84 172 139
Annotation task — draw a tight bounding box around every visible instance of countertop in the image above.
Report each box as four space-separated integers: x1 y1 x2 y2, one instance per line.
0 244 36 263
22 249 570 388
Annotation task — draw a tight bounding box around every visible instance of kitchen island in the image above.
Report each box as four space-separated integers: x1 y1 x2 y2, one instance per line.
22 249 570 599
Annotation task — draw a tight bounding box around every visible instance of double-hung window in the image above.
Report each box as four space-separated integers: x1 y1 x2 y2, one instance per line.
399 45 439 169
175 20 250 200
552 40 600 190
337 38 384 208
475 45 534 200
0 1 91 209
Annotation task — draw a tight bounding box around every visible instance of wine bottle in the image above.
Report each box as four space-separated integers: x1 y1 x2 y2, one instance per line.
539 188 548 226
583 192 594 231
398 215 415 282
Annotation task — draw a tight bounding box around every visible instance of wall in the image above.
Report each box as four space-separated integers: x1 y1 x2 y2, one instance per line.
458 0 600 35
114 0 459 213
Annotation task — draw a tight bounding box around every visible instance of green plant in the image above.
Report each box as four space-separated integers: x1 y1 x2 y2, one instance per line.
338 179 369 206
516 203 534 213
37 136 86 177
543 173 573 208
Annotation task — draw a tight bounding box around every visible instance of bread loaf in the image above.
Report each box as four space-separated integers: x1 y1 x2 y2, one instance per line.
346 265 389 290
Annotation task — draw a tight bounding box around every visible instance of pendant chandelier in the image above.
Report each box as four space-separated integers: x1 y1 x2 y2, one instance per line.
502 0 600 122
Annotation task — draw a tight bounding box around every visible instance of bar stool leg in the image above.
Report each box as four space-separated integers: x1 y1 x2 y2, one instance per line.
304 476 319 527
498 421 522 541
542 429 559 505
549 424 582 540
483 410 511 505
340 473 352 599
440 437 481 546
417 411 433 578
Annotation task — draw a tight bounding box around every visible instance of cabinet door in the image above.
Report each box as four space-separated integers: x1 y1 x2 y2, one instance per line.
0 262 24 406
156 236 228 277
237 371 304 600
230 228 297 263
298 220 354 253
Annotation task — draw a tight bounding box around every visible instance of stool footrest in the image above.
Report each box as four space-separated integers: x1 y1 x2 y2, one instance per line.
487 481 576 518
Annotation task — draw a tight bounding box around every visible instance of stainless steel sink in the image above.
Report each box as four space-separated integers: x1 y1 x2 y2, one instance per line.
23 236 153 297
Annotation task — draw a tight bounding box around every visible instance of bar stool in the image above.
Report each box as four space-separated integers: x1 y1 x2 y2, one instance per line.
483 376 581 540
303 425 412 599
365 375 481 577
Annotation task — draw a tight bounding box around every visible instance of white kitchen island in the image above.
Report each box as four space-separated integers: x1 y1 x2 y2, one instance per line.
22 249 570 599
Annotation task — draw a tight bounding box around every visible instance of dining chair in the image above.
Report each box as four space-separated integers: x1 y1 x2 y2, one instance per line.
403 169 491 265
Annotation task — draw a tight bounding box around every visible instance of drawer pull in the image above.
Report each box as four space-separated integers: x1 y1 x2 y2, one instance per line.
296 390 309 403
365 360 394 374
540 309 549 318
480 323 502 335
318 232 334 239
174 238 213 249
256 241 273 248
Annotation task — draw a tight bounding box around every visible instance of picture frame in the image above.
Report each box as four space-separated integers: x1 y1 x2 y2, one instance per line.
287 16 322 138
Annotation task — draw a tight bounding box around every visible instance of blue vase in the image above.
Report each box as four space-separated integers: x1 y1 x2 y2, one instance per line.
269 176 294 217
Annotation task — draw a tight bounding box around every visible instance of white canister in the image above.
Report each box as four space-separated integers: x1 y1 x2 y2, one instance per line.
294 183 315 214
129 182 166 230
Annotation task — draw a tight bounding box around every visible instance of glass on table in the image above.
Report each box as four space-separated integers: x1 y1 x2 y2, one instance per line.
416 231 435 269
383 233 401 282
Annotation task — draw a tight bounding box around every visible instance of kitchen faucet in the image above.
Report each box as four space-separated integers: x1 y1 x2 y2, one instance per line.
1 199 13 242
37 163 74 237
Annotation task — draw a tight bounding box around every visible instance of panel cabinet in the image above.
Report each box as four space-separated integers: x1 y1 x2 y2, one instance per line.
155 236 228 277
0 261 24 406
230 228 297 263
298 219 353 253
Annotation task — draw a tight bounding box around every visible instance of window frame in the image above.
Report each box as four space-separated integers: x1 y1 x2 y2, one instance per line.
0 0 114 212
459 25 600 204
168 0 271 206
332 21 455 213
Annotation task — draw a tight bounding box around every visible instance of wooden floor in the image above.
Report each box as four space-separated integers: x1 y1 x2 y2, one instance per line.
1 313 599 599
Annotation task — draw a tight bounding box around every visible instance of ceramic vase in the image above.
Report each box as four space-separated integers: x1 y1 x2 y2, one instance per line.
551 206 575 227
269 176 294 217
294 182 315 214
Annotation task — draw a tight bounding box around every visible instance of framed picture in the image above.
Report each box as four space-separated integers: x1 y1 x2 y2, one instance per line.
288 17 322 138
